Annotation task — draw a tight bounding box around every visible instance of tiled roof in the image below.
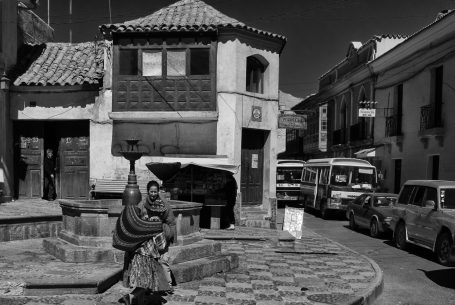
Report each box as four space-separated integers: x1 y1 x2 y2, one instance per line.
99 0 286 41
13 41 106 86
319 34 408 79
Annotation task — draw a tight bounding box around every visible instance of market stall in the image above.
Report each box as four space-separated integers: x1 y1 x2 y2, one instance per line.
146 158 238 229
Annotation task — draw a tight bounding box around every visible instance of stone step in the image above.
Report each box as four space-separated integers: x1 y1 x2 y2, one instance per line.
169 240 221 265
241 219 271 228
172 253 239 284
43 238 224 264
43 238 124 263
23 268 122 296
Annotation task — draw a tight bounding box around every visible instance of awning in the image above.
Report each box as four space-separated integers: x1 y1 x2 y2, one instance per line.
146 156 239 181
354 147 377 158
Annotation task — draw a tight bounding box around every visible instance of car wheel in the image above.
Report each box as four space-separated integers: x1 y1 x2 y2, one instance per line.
370 218 379 238
349 213 357 230
320 202 328 219
435 231 453 266
394 222 407 250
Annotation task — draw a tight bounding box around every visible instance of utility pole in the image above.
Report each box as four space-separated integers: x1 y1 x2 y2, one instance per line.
69 0 72 43
47 0 50 25
108 0 112 24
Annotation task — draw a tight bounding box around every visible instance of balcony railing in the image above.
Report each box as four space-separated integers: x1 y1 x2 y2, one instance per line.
385 115 402 137
350 122 369 142
332 128 347 145
420 105 443 131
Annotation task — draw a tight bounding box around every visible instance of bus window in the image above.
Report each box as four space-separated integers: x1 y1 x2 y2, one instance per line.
277 167 302 183
308 167 317 183
302 167 317 184
330 165 376 186
319 167 329 185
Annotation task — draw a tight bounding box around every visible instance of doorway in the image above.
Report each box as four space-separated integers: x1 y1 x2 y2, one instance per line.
241 128 267 206
428 155 440 180
14 120 90 200
393 159 402 194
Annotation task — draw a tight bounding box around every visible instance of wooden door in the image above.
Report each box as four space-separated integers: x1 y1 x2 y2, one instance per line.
15 122 44 199
58 122 90 199
241 129 266 206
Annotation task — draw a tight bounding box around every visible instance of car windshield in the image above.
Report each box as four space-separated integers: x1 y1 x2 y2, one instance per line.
277 167 302 183
330 166 376 187
373 196 397 207
440 188 455 209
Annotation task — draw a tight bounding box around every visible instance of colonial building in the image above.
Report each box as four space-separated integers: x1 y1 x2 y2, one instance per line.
0 0 53 202
371 10 455 193
98 0 286 227
294 35 406 165
8 0 286 228
293 10 455 193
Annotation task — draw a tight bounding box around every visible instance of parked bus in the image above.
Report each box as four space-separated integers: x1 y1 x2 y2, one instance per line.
276 160 305 207
300 158 378 219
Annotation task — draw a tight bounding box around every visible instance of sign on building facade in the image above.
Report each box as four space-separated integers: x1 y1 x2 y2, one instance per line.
278 114 307 129
358 108 376 117
318 104 327 152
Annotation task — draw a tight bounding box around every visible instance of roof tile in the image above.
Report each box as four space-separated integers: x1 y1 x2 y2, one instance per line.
13 41 108 87
99 0 285 41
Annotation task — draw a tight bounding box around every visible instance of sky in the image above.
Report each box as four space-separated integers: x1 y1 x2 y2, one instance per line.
32 0 455 99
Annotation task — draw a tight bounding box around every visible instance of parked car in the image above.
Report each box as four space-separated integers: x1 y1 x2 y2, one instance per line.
390 180 455 266
347 193 397 237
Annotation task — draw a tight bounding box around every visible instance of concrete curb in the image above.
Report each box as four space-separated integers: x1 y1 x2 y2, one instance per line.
302 226 384 305
340 255 384 305
23 269 122 296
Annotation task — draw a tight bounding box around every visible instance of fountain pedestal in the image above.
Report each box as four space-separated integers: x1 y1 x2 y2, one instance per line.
42 198 238 294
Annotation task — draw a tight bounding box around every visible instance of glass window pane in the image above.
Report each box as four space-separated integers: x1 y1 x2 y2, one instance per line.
167 51 186 76
119 49 138 75
412 187 426 206
142 50 162 76
398 185 413 204
441 189 455 209
190 49 210 75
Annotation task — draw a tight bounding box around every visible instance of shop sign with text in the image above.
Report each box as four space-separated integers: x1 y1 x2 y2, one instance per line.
278 114 307 129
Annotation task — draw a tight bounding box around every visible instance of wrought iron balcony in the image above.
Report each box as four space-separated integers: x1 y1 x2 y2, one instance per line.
419 105 444 138
420 105 443 131
332 128 347 145
385 115 402 137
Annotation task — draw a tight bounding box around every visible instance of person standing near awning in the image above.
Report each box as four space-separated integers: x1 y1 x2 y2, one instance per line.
224 174 238 230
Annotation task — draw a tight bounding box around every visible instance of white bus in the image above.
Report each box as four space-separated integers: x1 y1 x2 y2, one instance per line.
300 158 378 219
276 160 305 207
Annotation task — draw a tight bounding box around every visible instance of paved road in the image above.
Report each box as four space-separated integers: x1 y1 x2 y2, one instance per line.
283 208 455 305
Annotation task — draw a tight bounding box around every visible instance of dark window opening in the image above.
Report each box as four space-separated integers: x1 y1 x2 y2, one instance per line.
433 66 443 126
396 84 403 134
431 155 439 180
394 159 402 194
246 57 265 93
119 49 138 75
190 49 210 75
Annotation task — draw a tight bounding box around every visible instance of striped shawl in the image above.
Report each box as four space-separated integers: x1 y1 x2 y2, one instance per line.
112 204 163 252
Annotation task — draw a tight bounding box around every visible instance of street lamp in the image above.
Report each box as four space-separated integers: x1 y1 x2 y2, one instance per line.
120 138 145 206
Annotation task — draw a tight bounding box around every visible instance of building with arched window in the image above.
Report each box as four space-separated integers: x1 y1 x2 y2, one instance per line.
6 0 286 229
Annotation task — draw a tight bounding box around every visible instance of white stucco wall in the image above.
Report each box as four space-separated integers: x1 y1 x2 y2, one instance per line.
375 55 455 192
216 37 280 214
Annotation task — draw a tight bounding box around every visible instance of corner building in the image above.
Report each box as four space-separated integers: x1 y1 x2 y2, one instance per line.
98 0 287 227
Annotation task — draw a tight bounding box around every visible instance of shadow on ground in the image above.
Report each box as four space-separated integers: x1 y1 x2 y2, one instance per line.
418 268 455 289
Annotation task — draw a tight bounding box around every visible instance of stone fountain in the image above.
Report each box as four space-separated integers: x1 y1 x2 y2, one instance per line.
120 138 143 206
41 139 238 295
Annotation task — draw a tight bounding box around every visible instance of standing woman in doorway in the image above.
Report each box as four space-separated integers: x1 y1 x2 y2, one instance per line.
43 148 56 201
118 180 176 305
